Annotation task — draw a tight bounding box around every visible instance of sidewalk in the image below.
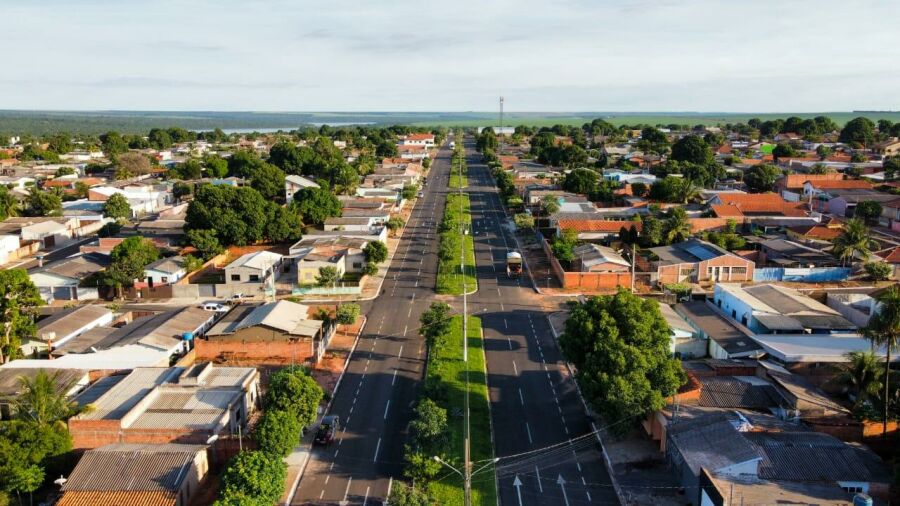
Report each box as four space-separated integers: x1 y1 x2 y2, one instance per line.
279 315 366 505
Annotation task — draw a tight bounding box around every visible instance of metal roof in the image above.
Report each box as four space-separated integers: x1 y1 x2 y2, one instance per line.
209 301 322 337
745 431 889 482
669 416 760 475
37 305 112 341
697 377 784 410
0 368 87 398
675 302 763 357
79 368 183 420
62 443 205 492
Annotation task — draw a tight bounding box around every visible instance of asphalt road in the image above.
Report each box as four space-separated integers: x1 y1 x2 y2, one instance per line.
462 140 618 506
291 136 617 506
290 141 454 505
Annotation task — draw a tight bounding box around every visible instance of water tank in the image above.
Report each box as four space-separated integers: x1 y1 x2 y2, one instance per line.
852 493 873 506
182 332 194 341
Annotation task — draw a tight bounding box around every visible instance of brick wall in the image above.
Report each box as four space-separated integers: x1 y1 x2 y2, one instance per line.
562 271 632 290
195 339 316 365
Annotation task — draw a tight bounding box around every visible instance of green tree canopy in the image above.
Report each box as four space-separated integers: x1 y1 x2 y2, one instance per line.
419 302 453 349
265 367 324 428
0 269 43 363
839 117 876 147
255 409 301 458
217 451 286 506
101 193 131 220
855 200 883 224
744 164 781 193
187 228 224 260
670 135 713 165
292 185 342 226
249 163 286 201
186 184 272 246
559 290 685 433
335 303 360 325
363 241 388 264
25 191 61 217
562 168 599 195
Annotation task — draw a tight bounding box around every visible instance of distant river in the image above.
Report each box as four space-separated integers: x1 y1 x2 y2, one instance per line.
219 122 375 134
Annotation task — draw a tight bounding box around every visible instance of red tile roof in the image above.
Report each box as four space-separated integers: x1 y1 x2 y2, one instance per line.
57 491 175 506
787 225 843 240
716 193 789 207
806 179 873 190
878 246 900 264
780 173 844 190
406 133 435 141
557 220 642 233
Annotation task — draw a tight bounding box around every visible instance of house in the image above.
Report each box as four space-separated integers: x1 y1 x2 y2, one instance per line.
87 185 171 217
30 253 109 302
667 411 892 505
659 303 706 358
142 256 188 287
284 174 319 203
67 363 260 450
224 250 285 291
786 222 843 244
50 306 216 361
0 216 81 249
754 237 841 267
711 284 892 364
802 179 874 199
555 219 641 243
290 236 369 274
30 305 115 354
200 301 329 364
708 193 808 221
0 234 21 265
293 245 347 284
0 368 89 420
399 133 435 147
675 301 764 359
397 144 428 160
571 244 630 272
57 443 209 506
323 216 379 232
646 239 754 286
810 188 896 218
872 138 900 157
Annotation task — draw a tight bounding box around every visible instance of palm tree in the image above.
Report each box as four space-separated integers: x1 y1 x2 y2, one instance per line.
0 186 19 220
863 285 900 438
663 207 692 244
541 195 560 215
15 370 77 425
676 178 701 204
833 218 878 268
833 350 883 410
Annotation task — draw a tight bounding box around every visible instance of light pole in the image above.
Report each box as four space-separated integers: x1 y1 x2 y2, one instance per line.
433 456 499 506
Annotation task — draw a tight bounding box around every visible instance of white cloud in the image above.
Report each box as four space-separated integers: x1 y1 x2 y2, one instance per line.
1 0 898 111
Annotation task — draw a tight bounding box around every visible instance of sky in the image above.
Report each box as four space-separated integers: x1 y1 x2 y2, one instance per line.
3 0 899 112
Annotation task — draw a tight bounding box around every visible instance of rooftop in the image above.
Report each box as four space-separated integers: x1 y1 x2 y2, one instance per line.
675 302 763 357
650 238 736 265
62 443 206 493
226 250 282 271
37 305 112 340
207 301 323 338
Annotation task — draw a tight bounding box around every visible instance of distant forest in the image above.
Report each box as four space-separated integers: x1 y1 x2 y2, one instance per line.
2 109 900 136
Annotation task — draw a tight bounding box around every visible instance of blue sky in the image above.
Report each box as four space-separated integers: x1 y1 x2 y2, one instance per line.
3 0 899 112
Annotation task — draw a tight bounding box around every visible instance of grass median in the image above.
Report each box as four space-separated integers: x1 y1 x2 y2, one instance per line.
436 193 477 295
427 315 497 506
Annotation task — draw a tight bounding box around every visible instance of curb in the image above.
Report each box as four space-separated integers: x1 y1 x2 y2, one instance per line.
545 312 627 506
281 315 368 506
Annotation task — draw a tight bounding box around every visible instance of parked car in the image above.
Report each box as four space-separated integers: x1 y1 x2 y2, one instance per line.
314 415 340 445
200 302 227 312
227 293 245 304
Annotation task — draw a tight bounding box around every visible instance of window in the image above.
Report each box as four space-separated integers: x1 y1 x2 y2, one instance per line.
353 262 362 269
842 486 863 494
161 276 168 283
731 266 747 276
230 274 240 281
249 274 260 282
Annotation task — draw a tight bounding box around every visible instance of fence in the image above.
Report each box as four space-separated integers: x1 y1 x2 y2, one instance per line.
753 266 850 283
540 236 632 290
291 285 362 296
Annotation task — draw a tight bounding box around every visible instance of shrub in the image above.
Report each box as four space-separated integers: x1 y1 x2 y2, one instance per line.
255 409 301 457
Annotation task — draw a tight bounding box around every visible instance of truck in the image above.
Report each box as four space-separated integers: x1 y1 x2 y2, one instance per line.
506 251 523 277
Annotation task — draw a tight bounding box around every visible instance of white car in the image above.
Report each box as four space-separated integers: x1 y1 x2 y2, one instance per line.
200 302 228 313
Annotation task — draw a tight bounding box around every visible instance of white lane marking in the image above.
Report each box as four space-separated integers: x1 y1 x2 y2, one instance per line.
503 319 508 329
383 400 391 419
535 465 543 493
342 478 352 504
330 461 335 470
391 369 398 385
518 388 525 405
403 325 408 337
324 475 330 485
512 361 518 376
362 486 370 505
525 422 533 444
507 337 512 350
320 489 325 499
386 477 394 501
407 307 412 318
335 449 340 458
398 345 403 358
373 437 381 462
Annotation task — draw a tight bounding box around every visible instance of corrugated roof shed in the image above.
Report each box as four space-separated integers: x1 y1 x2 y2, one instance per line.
80 368 182 420
37 305 112 340
62 443 204 492
57 490 176 506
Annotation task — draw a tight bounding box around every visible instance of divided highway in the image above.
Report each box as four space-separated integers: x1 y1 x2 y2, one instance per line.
291 137 617 505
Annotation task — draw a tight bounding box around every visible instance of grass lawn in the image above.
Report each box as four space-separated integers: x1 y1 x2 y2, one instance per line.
449 157 468 189
427 316 497 506
437 194 477 295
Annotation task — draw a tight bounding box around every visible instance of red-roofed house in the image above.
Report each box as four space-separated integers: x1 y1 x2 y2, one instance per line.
400 133 435 147
876 246 900 279
556 219 641 242
776 173 844 201
397 144 428 161
803 179 874 198
708 193 808 220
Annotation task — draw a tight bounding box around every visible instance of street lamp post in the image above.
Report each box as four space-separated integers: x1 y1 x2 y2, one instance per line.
433 456 500 506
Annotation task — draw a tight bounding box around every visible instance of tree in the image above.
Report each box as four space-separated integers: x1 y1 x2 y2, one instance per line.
104 236 159 295
816 144 833 160
14 371 77 424
227 150 267 178
335 303 360 325
670 135 712 165
409 398 448 447
387 481 431 506
54 166 75 177
249 163 286 201
636 126 669 155
884 157 900 180
855 200 883 225
541 195 560 215
386 216 405 236
862 285 900 436
332 164 359 195
513 213 534 230
419 302 452 348
115 152 152 180
186 185 271 246
864 262 893 281
265 204 302 244
25 191 61 217
363 241 388 264
100 131 128 159
204 155 229 179
630 182 647 197
73 181 90 199
173 182 192 201
833 218 877 267
744 164 781 193
265 367 323 428
839 117 876 147
562 168 598 195
101 193 131 220
217 451 286 506
362 262 378 276
559 290 684 434
663 207 692 244
171 159 202 180
834 351 883 411
148 128 173 149
255 409 301 458
187 228 224 260
183 255 203 273
268 140 310 175
292 185 342 226
0 186 20 220
401 184 418 201
772 143 797 161
551 228 578 263
316 266 341 287
0 269 43 364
